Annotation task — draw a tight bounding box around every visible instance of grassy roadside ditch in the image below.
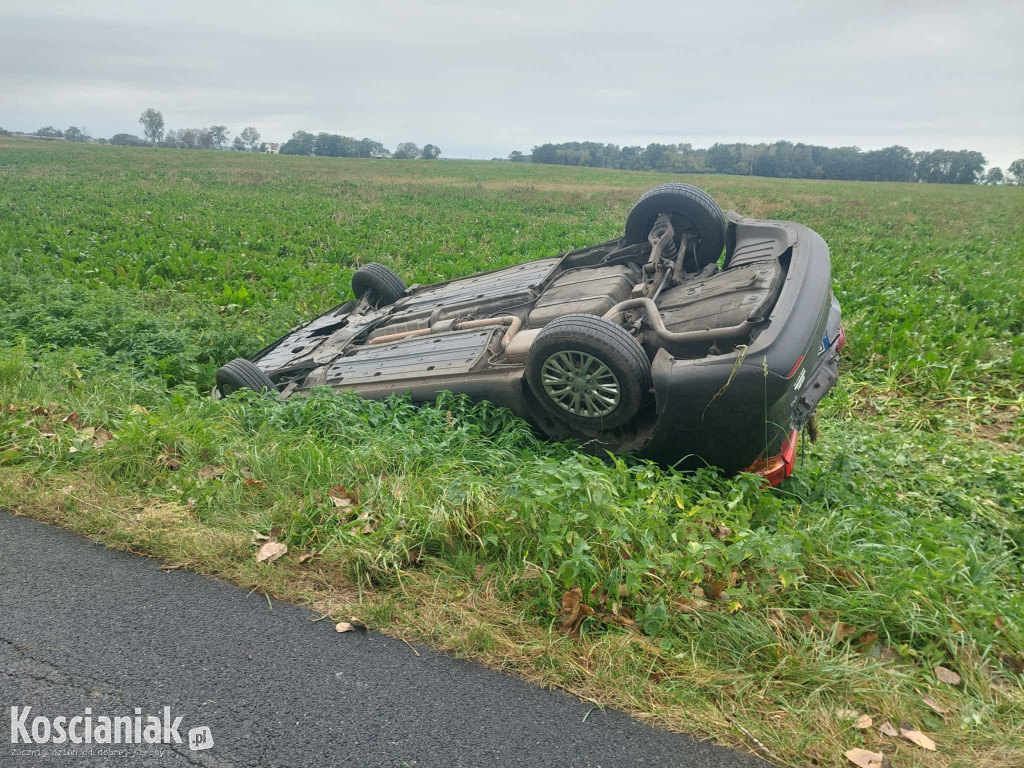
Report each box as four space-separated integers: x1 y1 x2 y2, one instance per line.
2 353 1022 767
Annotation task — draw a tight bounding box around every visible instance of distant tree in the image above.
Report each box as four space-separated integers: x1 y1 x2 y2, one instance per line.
97 137 108 144
983 167 1004 185
239 126 260 151
36 126 63 137
393 142 420 159
311 133 359 157
258 142 268 153
197 128 216 150
0 127 11 136
1007 159 1024 185
110 133 147 146
208 125 229 149
355 137 385 157
861 145 915 182
177 129 199 149
421 143 441 159
231 136 246 151
619 145 644 170
138 108 164 145
161 128 181 148
280 130 315 155
508 150 526 162
706 143 737 174
64 126 88 142
914 149 986 184
950 150 986 184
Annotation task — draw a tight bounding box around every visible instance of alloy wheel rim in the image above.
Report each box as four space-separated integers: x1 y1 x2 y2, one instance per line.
540 350 620 417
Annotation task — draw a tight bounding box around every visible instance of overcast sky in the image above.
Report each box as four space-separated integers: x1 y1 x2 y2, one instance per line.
2 0 1021 168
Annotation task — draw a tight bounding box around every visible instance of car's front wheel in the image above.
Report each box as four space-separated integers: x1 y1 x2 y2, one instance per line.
216 358 277 396
624 183 727 269
526 314 650 430
351 263 406 307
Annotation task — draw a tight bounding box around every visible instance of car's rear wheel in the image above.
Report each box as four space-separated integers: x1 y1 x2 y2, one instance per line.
216 358 277 396
624 183 727 269
526 314 650 430
352 263 406 307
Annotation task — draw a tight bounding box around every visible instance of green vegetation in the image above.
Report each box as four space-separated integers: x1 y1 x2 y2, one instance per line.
1 138 1022 767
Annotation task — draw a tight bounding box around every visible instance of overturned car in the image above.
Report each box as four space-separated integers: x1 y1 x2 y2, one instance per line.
216 183 844 485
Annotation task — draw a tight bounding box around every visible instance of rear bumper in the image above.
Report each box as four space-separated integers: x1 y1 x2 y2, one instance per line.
637 219 841 473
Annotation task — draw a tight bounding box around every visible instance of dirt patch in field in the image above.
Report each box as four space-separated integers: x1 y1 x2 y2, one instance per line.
968 405 1022 450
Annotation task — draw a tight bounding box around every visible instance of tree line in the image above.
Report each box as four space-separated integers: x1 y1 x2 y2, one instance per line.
4 115 1019 183
514 141 1020 185
278 131 441 159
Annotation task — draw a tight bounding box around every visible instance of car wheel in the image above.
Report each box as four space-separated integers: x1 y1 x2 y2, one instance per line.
351 263 406 307
526 314 650 430
623 183 727 269
215 358 277 396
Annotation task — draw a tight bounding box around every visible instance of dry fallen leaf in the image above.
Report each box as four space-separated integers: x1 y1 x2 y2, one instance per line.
335 621 354 633
900 724 937 751
879 721 898 738
833 621 858 642
934 665 961 685
357 509 374 534
250 529 270 544
474 564 486 581
922 696 950 715
844 748 890 768
298 553 314 564
255 540 287 563
600 612 641 634
93 428 113 448
62 411 80 427
243 477 265 489
197 465 226 479
1001 653 1024 675
158 454 182 470
556 587 594 637
836 708 860 720
711 524 732 540
329 485 356 509
856 714 873 729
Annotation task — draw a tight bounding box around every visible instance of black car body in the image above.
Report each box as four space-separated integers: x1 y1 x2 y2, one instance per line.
217 184 844 484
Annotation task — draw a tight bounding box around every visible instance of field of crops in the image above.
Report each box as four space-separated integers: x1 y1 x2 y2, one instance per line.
1 138 1022 767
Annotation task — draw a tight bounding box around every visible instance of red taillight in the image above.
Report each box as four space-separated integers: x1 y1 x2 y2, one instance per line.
744 429 799 487
836 324 846 352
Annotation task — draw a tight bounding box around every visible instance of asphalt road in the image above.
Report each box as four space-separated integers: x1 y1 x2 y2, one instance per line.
1 511 770 767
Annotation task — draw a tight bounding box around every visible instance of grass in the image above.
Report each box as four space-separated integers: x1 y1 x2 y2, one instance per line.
1 138 1023 767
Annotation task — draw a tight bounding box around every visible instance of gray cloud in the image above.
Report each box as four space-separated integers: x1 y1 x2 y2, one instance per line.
1 0 1021 167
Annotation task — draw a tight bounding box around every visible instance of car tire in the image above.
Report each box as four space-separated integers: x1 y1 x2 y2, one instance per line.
351 263 406 307
526 314 650 430
216 358 277 396
624 183 727 269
